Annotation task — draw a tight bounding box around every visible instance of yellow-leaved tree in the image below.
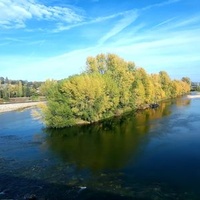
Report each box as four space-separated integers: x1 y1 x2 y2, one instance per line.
41 53 191 128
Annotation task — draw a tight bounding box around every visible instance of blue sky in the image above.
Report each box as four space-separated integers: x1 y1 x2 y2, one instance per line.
0 0 200 81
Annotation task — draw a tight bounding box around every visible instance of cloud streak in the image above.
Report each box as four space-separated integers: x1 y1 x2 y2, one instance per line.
54 11 135 32
97 0 181 45
1 0 200 82
98 10 138 45
35 13 200 80
0 0 84 29
142 0 181 11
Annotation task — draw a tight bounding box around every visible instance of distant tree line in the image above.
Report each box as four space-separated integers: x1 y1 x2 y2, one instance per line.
197 87 200 91
191 82 200 91
0 77 43 101
40 53 191 128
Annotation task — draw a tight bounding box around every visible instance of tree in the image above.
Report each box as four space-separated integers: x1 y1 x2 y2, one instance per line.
41 53 191 128
150 74 165 101
17 81 23 97
0 77 4 84
159 71 172 98
134 68 155 104
0 80 2 98
181 77 191 86
133 80 145 107
40 79 57 97
5 77 9 84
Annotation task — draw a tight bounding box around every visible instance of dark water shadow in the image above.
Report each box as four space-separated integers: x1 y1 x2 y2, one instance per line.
0 173 137 200
1 173 197 200
0 173 73 199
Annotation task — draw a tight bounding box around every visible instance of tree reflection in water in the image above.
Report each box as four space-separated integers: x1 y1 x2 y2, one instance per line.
44 99 188 172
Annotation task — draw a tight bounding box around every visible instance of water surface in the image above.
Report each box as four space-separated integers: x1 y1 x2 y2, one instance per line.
0 96 200 199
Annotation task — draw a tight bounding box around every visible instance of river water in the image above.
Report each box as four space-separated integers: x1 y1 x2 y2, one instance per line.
0 94 200 199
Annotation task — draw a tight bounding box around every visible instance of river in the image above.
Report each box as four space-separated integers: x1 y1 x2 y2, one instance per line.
0 94 200 199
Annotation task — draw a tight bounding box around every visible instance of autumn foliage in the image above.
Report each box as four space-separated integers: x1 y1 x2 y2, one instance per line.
41 53 191 128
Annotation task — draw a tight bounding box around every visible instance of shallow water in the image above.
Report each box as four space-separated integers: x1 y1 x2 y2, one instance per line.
0 95 200 199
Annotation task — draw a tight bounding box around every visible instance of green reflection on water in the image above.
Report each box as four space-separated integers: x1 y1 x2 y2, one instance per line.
45 101 175 172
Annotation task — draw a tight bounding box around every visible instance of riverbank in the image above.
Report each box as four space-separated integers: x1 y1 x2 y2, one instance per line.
0 102 42 113
187 94 200 99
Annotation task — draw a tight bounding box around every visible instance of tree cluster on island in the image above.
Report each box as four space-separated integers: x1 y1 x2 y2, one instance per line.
39 53 191 128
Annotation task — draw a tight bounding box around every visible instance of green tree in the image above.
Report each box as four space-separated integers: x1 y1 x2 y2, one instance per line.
150 74 165 101
181 77 191 86
40 81 75 128
40 79 57 97
0 80 2 99
41 53 191 128
17 81 23 97
134 68 155 103
159 71 172 98
133 80 145 107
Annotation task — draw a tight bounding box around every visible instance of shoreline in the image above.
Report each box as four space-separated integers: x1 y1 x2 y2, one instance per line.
0 102 43 113
187 94 200 99
0 93 197 116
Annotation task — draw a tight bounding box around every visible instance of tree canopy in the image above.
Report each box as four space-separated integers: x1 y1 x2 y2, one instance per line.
41 53 191 128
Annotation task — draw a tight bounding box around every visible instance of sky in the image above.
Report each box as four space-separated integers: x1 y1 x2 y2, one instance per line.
0 0 200 81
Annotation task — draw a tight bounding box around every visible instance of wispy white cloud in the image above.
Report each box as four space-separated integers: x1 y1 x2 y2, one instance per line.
54 11 133 32
30 13 200 80
98 10 139 45
0 0 181 32
142 0 181 11
151 17 177 29
0 0 84 29
1 0 200 82
2 25 200 81
96 0 181 45
172 15 200 28
152 15 200 32
1 22 200 81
